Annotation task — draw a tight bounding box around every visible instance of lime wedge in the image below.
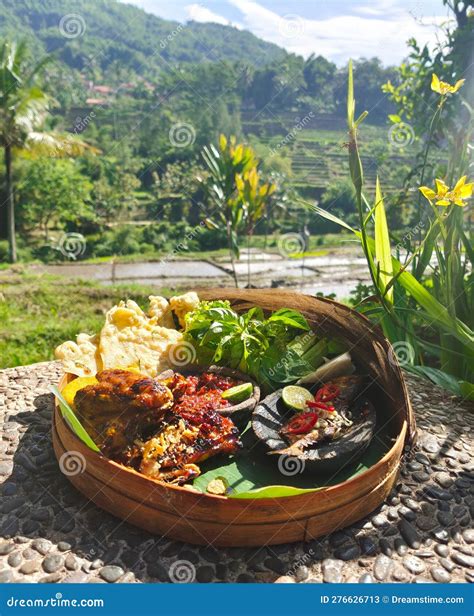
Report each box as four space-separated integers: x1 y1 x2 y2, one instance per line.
282 385 313 411
222 382 253 403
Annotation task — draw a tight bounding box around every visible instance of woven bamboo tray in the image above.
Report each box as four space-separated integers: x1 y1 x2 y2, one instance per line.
52 289 415 547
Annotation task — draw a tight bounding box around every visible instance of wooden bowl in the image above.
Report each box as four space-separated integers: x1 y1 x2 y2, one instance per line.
52 288 415 547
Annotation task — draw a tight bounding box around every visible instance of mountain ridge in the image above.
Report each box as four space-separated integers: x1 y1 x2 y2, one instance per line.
0 0 287 76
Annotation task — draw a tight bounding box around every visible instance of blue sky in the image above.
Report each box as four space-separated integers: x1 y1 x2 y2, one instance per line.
120 0 450 65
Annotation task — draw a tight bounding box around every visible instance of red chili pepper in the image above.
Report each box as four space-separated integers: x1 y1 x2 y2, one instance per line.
284 411 318 435
315 383 340 402
306 400 331 411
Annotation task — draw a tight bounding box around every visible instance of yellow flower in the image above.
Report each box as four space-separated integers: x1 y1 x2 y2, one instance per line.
431 73 465 95
419 176 473 207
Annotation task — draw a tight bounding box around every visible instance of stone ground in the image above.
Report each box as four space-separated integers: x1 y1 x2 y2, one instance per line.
0 361 473 584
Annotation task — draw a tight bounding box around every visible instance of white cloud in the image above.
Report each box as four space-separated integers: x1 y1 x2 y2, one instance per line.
228 0 447 65
185 3 240 27
120 0 449 65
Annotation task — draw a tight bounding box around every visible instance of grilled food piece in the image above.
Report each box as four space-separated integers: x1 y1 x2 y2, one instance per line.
74 369 173 462
139 406 241 484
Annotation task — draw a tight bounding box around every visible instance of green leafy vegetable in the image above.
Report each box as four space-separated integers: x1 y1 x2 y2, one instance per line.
184 300 331 392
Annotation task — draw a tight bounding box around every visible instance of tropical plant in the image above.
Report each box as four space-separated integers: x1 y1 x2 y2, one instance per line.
200 135 275 286
313 61 474 397
0 40 94 262
235 167 275 285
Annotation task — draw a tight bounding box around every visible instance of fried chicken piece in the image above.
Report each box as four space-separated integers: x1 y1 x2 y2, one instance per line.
74 369 173 462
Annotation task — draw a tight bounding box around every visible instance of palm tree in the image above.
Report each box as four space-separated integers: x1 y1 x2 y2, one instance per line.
0 41 94 262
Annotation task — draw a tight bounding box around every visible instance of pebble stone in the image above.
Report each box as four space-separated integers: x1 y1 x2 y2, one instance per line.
32 538 52 556
99 566 124 583
403 556 426 575
431 566 451 583
462 530 474 544
294 565 309 582
373 554 393 581
399 519 421 548
42 554 64 573
0 362 473 584
196 565 215 583
435 544 449 558
321 559 344 583
451 552 474 568
20 559 41 575
391 565 409 582
7 551 22 567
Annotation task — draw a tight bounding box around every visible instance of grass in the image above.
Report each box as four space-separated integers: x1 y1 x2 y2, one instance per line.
0 273 180 369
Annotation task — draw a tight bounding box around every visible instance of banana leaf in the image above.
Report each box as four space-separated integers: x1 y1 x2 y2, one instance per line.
50 385 100 452
192 419 392 499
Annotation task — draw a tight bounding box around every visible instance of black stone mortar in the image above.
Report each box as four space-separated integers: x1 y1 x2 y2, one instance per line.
252 387 377 473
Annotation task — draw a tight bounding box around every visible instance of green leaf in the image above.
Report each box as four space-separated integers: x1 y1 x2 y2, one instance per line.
354 110 368 127
459 381 474 402
50 385 100 452
267 308 310 330
404 365 462 396
312 203 356 233
392 260 474 349
374 177 393 303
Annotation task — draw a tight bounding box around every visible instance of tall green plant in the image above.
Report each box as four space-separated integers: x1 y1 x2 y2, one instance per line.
0 41 94 262
201 134 274 286
313 61 474 397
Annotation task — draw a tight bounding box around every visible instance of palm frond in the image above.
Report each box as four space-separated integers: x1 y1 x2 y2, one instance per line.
19 132 100 158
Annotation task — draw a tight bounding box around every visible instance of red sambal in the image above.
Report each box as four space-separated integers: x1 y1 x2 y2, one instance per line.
164 372 241 425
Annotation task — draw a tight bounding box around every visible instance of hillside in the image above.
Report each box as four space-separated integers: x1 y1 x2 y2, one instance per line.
0 0 287 77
